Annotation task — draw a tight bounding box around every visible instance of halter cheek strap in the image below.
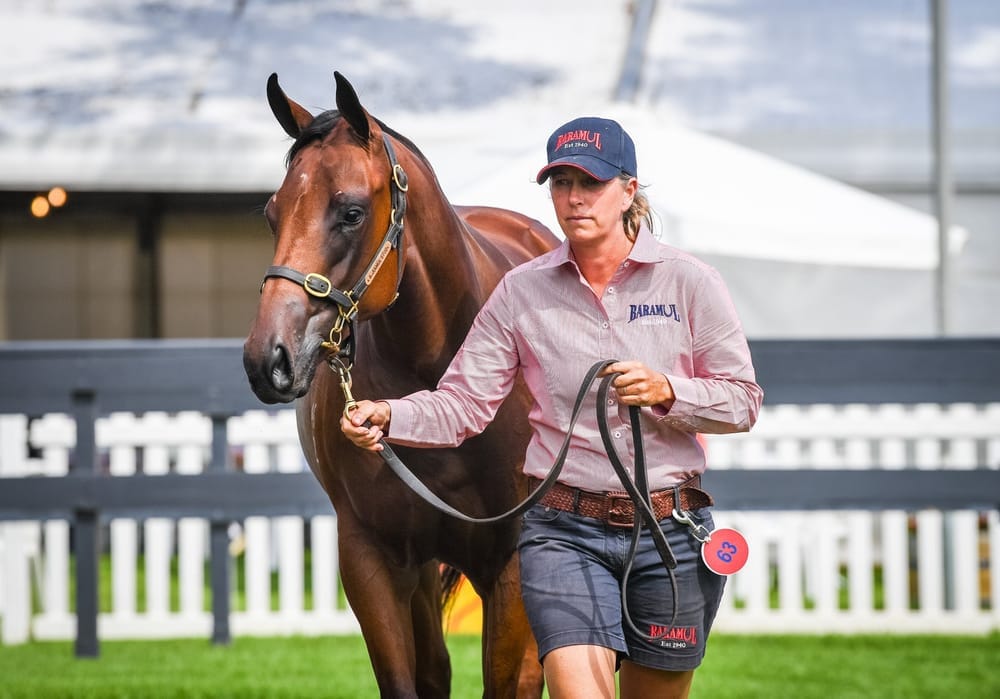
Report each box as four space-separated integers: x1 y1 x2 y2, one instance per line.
259 267 357 310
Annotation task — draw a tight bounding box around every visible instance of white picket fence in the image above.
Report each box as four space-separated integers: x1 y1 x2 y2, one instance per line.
1 402 999 644
706 402 1000 634
0 410 359 645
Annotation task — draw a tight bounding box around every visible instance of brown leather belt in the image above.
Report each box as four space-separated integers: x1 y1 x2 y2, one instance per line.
528 475 713 528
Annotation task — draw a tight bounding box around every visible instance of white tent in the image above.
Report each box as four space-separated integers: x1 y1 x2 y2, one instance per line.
437 108 966 339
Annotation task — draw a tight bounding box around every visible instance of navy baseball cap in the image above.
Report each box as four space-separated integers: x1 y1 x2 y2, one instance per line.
536 116 637 184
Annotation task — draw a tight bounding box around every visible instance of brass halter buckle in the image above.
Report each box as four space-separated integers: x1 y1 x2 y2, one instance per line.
303 272 333 298
392 163 409 191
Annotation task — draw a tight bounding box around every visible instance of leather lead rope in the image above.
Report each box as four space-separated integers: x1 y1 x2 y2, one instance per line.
370 359 615 524
596 373 680 638
369 359 683 639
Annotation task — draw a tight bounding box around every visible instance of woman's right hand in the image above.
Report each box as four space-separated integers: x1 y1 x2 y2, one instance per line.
339 400 391 452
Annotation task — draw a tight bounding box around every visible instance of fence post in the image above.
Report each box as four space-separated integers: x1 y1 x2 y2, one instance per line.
176 416 207 622
311 516 337 615
142 421 172 620
277 442 304 618
844 405 874 616
243 440 272 622
70 389 100 658
945 404 981 615
209 414 232 645
40 432 72 637
0 416 32 645
989 510 1000 627
915 406 945 615
878 405 910 615
108 433 138 622
0 522 32 645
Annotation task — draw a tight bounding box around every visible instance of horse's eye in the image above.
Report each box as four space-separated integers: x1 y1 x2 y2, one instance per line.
342 207 365 227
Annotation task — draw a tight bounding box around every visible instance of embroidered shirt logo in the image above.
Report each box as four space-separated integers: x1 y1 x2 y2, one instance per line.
628 303 680 325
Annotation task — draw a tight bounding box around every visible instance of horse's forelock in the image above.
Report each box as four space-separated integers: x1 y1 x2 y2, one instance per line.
285 110 341 166
283 110 431 171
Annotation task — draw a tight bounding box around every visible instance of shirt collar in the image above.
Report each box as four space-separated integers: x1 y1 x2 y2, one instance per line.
626 223 661 264
538 222 660 271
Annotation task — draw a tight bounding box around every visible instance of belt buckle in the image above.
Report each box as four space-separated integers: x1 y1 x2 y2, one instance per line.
605 495 633 528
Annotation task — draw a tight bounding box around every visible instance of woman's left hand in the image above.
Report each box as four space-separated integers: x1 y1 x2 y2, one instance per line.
600 360 675 409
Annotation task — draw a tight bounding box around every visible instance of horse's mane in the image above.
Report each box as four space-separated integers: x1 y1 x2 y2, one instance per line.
286 110 432 170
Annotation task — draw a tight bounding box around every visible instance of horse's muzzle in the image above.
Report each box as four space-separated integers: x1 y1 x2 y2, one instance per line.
243 338 303 404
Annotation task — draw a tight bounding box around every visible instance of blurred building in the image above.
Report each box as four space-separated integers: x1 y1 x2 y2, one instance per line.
1 0 996 340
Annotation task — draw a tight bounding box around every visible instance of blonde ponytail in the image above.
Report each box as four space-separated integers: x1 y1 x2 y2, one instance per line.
620 174 652 242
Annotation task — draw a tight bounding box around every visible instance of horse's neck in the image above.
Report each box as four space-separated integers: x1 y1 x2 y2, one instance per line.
366 180 488 380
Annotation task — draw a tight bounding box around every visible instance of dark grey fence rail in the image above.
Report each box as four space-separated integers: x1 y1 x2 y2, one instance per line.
1 338 999 656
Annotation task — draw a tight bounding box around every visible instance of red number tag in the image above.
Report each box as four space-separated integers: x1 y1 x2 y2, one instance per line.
701 527 748 576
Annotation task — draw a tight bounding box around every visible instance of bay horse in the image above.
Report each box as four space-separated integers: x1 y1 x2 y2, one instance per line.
243 71 558 697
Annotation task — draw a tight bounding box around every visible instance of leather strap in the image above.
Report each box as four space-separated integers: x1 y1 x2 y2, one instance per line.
531 475 713 527
372 359 614 523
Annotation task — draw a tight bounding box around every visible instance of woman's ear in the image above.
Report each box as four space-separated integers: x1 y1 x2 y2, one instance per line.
622 178 638 211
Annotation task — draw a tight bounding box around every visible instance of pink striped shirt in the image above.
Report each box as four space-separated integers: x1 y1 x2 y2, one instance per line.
386 225 763 492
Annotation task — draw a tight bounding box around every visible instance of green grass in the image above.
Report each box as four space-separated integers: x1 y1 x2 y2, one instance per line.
0 635 482 699
695 634 1000 698
0 633 997 698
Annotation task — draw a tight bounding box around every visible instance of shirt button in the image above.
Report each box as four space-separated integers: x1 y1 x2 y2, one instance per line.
601 322 609 329
623 261 630 267
607 286 615 294
614 431 622 438
607 399 614 405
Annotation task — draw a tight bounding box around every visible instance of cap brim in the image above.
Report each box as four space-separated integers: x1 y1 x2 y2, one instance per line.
536 155 621 184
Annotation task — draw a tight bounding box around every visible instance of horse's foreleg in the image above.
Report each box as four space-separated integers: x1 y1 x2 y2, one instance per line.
478 553 543 699
337 526 448 698
411 560 452 698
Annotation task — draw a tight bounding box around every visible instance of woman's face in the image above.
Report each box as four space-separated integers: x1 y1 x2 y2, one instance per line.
548 166 636 247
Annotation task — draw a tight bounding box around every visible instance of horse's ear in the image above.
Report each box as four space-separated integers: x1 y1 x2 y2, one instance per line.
267 73 314 138
334 71 372 144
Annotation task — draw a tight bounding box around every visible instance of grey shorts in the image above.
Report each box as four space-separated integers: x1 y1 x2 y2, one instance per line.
517 504 726 671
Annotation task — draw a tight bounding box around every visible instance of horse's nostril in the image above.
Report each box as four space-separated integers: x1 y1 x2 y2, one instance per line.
269 344 293 392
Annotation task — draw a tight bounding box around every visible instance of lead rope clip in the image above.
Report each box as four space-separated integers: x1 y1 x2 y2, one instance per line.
672 485 711 543
328 355 358 419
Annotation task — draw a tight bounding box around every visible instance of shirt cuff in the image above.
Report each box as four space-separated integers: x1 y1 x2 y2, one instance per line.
653 375 697 422
384 398 414 442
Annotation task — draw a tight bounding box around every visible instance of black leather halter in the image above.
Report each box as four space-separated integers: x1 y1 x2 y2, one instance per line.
260 133 409 363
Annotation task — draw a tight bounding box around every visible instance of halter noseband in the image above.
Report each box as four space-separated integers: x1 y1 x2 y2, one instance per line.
260 133 409 363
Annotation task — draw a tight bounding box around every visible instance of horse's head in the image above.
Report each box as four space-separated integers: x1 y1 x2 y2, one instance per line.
244 72 409 404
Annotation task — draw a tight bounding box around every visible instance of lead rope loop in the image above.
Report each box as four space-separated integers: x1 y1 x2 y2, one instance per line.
335 359 695 640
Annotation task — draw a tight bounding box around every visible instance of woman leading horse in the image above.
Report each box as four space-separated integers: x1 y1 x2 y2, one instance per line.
342 116 763 698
